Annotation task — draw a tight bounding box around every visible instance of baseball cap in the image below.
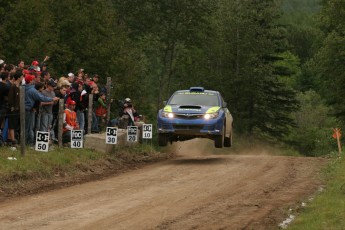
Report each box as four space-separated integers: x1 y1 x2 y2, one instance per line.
25 74 35 84
47 79 57 87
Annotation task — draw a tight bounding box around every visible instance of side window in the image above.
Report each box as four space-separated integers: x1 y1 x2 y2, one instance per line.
221 96 226 108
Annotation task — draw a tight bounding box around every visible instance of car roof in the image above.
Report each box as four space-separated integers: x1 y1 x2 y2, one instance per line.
175 89 219 94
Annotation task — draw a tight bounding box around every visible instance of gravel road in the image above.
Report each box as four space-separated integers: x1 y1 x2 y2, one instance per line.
0 140 327 229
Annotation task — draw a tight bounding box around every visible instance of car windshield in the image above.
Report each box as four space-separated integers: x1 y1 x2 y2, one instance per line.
169 92 220 106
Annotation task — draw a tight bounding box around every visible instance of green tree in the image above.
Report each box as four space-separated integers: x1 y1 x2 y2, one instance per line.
113 0 214 111
312 0 345 123
286 90 337 156
207 0 299 140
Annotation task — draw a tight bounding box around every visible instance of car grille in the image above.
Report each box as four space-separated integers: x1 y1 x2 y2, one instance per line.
173 125 203 130
175 114 204 119
173 124 215 130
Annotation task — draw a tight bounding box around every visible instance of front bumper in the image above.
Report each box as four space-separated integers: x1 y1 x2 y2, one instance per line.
157 116 224 136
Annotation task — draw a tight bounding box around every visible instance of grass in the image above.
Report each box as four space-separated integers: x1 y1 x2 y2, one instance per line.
0 144 166 187
288 154 345 230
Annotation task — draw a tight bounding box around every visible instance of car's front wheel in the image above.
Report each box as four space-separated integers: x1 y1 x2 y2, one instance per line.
214 125 225 148
158 133 169 146
224 130 232 147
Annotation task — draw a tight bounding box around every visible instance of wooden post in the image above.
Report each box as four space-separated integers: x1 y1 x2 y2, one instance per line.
106 77 111 125
336 128 342 157
88 94 93 134
19 86 25 157
58 99 64 147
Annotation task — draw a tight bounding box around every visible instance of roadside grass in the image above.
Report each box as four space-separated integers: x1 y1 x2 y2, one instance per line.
0 144 168 191
288 154 345 230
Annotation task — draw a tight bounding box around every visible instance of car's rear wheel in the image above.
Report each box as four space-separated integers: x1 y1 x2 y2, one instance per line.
224 130 232 147
158 133 168 146
214 125 225 148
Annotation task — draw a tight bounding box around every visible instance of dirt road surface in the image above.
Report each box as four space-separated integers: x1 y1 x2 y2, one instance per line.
0 139 327 230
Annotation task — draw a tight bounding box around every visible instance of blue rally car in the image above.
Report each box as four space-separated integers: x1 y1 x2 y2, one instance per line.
157 87 233 148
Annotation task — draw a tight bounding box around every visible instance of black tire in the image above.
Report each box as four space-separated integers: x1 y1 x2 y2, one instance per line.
214 125 225 148
224 131 232 147
158 133 168 146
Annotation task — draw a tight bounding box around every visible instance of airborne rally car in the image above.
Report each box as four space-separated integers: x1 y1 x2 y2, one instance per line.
157 87 233 148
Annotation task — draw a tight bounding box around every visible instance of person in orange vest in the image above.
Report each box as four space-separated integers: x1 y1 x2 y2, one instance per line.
62 100 79 144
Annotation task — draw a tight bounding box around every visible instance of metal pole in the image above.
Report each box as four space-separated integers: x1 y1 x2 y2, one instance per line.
106 77 111 125
19 86 25 157
58 99 64 147
88 94 93 134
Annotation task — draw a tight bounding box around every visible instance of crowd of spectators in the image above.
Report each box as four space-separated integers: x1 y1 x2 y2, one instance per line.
0 57 108 146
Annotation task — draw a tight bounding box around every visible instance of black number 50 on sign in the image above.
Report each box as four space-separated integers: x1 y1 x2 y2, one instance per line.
35 131 49 152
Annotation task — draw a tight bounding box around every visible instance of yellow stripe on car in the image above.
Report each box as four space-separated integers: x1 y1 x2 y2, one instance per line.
206 106 220 113
163 105 172 112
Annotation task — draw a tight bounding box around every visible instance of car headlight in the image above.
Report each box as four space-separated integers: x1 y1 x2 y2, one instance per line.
204 112 219 119
162 112 175 118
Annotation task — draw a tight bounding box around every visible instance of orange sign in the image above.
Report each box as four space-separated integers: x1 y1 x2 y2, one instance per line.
333 128 341 139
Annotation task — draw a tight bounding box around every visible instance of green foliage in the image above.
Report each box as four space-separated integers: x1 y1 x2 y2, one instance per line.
0 0 335 149
311 0 345 123
289 157 345 229
285 90 338 156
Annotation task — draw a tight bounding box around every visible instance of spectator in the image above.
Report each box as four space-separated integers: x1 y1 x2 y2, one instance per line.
57 76 71 88
92 74 106 94
0 60 6 73
90 83 100 133
40 56 49 69
42 71 51 85
69 82 85 131
17 60 25 70
0 71 9 130
31 72 41 83
24 75 59 145
39 79 56 133
116 98 142 128
76 71 84 82
31 60 40 72
95 92 107 131
7 70 23 145
62 100 79 144
33 82 45 135
40 61 48 73
82 83 91 134
52 85 68 141
67 73 75 84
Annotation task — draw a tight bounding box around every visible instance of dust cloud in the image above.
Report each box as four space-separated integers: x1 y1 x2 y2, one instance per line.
165 138 285 157
167 138 215 157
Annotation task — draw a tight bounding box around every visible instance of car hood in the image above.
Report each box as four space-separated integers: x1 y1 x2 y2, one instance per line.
163 105 221 114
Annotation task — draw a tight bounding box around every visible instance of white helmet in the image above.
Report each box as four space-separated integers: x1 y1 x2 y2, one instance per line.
124 98 131 103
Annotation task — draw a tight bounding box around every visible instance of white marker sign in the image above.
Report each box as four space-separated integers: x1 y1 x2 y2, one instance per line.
71 130 83 148
106 127 118 144
35 131 49 152
127 126 138 142
142 124 153 139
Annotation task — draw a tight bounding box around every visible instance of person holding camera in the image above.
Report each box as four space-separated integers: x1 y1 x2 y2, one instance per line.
117 98 143 128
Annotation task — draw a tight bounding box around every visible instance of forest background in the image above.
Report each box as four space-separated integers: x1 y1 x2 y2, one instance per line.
0 0 344 156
